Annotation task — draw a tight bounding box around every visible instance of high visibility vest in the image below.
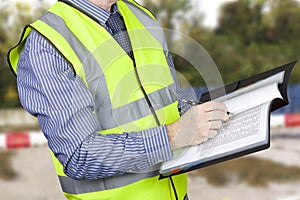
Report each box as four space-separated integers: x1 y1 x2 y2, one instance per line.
8 0 187 199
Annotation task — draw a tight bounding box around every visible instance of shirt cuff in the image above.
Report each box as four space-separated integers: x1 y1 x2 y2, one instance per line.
141 125 173 166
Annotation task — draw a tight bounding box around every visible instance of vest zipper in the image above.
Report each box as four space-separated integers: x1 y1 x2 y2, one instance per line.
110 1 161 127
131 54 161 127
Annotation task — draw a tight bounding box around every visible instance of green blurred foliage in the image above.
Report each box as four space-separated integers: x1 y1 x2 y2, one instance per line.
0 0 51 108
212 0 300 84
1 0 300 108
141 0 300 85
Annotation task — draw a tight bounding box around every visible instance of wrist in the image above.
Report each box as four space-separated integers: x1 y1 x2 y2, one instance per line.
166 123 180 150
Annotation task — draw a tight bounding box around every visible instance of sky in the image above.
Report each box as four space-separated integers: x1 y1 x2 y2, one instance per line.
7 0 239 28
196 0 237 28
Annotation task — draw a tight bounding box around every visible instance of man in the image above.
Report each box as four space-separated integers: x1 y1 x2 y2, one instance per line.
8 0 228 199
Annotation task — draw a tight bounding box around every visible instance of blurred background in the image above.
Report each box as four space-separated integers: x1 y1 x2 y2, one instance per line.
1 0 300 199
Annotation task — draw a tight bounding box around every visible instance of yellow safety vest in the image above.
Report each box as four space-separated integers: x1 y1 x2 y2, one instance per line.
8 0 187 199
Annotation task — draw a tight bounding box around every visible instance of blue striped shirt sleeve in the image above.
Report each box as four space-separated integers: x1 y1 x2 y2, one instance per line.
17 30 173 180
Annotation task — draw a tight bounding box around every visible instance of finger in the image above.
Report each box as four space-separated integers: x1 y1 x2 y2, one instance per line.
205 110 229 122
196 130 218 145
207 120 223 130
202 137 208 143
201 101 228 113
192 135 207 146
207 130 218 139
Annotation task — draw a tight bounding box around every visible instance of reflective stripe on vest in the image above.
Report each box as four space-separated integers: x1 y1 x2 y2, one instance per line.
50 153 187 200
58 171 159 194
8 0 187 199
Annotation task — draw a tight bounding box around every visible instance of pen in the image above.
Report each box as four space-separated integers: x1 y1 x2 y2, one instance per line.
181 99 201 106
181 99 234 116
227 111 234 117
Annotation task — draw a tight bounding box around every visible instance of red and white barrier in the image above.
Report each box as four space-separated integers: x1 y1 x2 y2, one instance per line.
0 113 300 150
271 113 300 128
0 131 47 150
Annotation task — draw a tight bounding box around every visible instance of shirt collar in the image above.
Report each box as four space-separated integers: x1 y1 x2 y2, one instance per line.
67 0 119 26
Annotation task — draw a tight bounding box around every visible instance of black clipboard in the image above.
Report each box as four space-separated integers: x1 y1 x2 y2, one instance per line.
159 61 296 179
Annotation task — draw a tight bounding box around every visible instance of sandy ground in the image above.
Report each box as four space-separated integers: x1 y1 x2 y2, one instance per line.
1 128 300 200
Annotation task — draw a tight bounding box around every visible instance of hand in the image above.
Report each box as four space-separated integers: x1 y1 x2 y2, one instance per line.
167 101 229 150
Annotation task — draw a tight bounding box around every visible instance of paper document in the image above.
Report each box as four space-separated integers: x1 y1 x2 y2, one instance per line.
160 61 296 177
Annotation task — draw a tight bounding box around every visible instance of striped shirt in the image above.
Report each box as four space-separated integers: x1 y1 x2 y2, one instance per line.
17 0 190 180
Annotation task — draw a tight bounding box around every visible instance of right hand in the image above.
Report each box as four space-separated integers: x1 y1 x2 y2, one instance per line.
167 101 229 150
